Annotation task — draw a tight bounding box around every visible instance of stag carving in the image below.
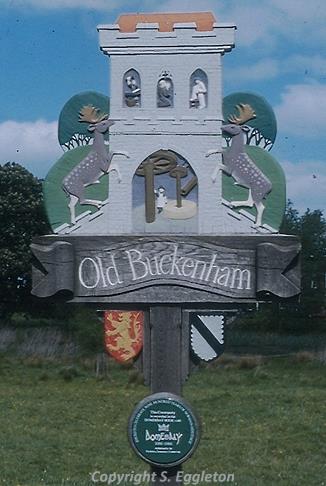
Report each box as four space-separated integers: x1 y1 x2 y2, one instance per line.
207 103 272 228
62 105 129 225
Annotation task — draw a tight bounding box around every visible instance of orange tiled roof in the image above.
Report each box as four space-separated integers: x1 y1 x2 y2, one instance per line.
117 12 216 33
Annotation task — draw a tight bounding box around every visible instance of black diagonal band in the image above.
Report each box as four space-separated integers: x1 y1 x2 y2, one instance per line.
191 314 224 356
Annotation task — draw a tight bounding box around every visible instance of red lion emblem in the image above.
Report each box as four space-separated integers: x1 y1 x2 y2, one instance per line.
104 311 144 363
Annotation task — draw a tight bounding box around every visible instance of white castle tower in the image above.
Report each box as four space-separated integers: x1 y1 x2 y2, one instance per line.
96 12 237 235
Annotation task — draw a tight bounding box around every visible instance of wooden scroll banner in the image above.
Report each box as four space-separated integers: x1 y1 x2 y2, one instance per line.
31 235 301 302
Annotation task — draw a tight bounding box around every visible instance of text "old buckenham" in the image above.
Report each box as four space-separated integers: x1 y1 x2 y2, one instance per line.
78 244 252 291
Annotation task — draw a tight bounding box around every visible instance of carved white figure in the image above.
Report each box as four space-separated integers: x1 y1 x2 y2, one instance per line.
62 105 129 225
190 79 207 109
207 104 272 228
155 186 168 213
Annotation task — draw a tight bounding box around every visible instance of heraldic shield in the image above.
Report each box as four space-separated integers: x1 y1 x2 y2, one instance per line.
104 311 144 363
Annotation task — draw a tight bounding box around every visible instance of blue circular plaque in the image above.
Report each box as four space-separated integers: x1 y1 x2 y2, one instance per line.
128 392 200 467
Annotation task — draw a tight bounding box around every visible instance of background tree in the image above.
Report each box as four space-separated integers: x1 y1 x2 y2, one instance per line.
299 208 326 319
0 163 50 318
280 199 301 235
278 202 326 332
237 200 326 333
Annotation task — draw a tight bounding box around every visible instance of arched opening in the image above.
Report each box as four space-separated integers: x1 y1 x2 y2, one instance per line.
157 73 174 108
132 150 198 233
189 69 208 109
123 69 141 107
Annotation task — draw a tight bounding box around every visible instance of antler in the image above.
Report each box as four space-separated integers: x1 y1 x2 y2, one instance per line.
228 103 256 125
79 105 108 124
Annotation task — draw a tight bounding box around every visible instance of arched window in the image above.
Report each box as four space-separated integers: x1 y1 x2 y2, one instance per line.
157 73 174 108
123 69 141 107
189 69 208 109
132 150 198 233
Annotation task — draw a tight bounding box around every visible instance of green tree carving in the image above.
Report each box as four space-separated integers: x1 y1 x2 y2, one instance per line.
0 163 49 317
58 91 110 150
223 92 277 151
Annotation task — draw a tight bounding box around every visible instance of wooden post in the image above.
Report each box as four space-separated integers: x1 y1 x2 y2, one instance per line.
170 166 188 208
181 176 198 197
143 160 156 223
149 305 183 485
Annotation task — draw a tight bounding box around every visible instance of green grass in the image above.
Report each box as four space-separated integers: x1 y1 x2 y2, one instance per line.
0 357 325 486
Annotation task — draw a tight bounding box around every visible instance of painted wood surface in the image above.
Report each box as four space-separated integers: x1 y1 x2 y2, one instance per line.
31 235 301 302
149 306 186 485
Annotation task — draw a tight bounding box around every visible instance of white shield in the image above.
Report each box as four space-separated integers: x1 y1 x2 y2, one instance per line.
190 314 225 362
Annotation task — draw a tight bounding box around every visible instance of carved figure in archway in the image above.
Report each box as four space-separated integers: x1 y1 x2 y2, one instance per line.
190 79 207 109
157 74 174 107
124 70 141 107
155 186 168 213
133 150 198 231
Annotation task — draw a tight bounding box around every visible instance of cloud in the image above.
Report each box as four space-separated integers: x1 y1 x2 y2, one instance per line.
225 52 326 85
270 0 326 23
0 120 62 178
150 0 326 48
149 0 217 12
275 83 326 137
5 0 326 52
229 0 326 47
224 53 326 87
284 55 326 78
5 0 121 10
221 3 281 48
282 159 326 213
225 59 280 83
151 0 273 46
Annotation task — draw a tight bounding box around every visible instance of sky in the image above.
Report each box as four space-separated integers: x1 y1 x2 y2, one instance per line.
0 0 325 214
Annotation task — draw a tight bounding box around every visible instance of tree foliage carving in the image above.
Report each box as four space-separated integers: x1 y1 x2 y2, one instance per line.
58 91 110 150
223 92 277 151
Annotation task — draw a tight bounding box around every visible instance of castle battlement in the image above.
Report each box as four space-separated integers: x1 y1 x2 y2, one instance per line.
98 20 235 56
